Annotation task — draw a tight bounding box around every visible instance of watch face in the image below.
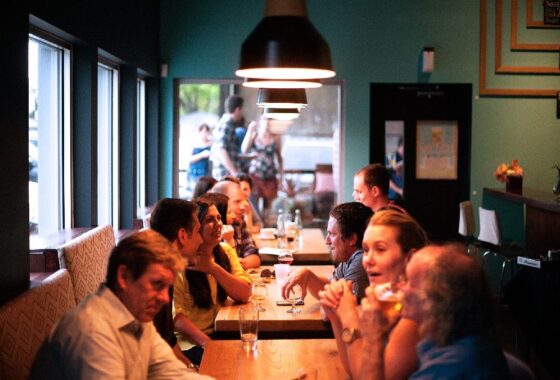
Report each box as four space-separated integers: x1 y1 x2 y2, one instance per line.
342 328 354 343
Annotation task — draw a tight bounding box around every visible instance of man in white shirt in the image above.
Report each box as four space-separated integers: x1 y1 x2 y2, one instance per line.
31 229 212 379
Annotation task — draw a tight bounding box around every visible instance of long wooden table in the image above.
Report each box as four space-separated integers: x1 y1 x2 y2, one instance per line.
214 266 334 338
199 339 349 379
253 228 331 264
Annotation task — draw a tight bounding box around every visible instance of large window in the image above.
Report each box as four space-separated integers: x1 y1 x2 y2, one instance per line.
136 78 146 211
28 32 71 237
97 62 119 227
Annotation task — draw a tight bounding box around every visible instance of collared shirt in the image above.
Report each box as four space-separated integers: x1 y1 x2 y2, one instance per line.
329 249 369 300
30 285 211 380
173 243 252 351
214 115 243 178
233 220 259 258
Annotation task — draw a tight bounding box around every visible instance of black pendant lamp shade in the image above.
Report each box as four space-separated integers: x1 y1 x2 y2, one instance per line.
257 88 307 109
236 0 335 86
263 107 300 121
243 78 322 89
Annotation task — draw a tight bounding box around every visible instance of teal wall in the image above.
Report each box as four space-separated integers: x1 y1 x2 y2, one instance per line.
160 1 560 216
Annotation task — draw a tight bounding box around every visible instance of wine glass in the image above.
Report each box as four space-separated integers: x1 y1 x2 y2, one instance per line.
286 284 302 314
278 250 294 265
251 281 268 312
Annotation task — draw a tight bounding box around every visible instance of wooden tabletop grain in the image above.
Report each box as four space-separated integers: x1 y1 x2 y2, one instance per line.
253 228 331 264
199 339 349 380
215 265 334 333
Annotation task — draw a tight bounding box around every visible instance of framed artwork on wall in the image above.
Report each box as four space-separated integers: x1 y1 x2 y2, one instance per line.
415 120 458 180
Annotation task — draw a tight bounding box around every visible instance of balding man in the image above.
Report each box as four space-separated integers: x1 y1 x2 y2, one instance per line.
360 243 510 379
353 163 406 213
210 180 261 269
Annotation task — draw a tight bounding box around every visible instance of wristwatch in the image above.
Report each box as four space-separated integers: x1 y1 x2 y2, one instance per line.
341 327 361 344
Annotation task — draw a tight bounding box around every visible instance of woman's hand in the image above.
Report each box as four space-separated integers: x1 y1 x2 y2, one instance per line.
359 286 400 340
187 251 217 274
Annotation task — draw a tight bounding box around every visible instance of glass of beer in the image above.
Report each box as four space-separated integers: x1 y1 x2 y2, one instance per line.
373 279 404 318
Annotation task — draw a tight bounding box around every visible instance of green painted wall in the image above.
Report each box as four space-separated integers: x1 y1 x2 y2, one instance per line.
160 0 560 216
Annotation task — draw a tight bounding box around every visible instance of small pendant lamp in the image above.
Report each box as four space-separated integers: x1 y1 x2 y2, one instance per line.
257 88 307 109
263 107 300 121
236 0 335 88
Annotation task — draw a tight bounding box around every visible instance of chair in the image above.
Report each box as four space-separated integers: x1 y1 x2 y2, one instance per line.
504 351 535 380
58 225 115 304
458 200 475 239
0 269 76 379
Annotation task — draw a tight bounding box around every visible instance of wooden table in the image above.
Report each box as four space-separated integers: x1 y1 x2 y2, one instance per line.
214 265 334 338
253 228 330 264
199 339 349 379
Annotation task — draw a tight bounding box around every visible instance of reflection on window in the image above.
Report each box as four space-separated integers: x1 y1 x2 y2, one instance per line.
28 34 71 237
97 63 119 227
136 78 146 211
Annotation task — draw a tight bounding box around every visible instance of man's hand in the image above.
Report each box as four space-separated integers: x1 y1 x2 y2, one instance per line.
281 268 309 299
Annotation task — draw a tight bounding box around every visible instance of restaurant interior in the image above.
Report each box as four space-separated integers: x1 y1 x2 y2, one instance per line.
1 0 559 379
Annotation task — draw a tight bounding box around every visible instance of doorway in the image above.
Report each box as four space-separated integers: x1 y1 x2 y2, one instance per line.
370 83 472 241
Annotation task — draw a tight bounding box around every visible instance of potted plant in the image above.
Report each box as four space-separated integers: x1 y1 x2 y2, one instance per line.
494 159 524 193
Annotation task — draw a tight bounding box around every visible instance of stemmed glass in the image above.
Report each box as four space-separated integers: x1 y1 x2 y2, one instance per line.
251 281 268 312
278 250 294 265
286 284 303 314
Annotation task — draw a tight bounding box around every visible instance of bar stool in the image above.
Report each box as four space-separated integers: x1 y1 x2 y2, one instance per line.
478 207 521 305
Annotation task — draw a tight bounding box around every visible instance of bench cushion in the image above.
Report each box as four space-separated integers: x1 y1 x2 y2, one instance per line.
0 269 76 379
59 225 115 304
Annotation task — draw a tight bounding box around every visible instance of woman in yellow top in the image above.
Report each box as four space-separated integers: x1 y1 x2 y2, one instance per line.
173 198 252 366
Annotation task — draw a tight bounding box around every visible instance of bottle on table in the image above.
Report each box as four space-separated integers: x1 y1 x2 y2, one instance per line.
276 208 287 249
294 209 303 243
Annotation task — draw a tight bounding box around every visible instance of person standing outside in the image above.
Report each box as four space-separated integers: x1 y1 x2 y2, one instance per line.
31 229 211 379
241 116 283 215
213 95 245 178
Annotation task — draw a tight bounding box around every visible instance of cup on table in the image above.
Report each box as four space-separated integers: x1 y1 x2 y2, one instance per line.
274 263 290 285
239 306 259 352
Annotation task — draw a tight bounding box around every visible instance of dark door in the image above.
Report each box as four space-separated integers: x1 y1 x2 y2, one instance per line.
370 84 472 241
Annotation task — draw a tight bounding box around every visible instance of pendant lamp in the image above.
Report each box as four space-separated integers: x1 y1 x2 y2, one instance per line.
236 0 335 88
257 88 307 109
263 107 300 121
243 78 322 89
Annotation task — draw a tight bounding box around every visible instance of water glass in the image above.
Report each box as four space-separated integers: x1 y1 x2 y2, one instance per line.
274 264 290 285
252 281 268 312
239 306 259 351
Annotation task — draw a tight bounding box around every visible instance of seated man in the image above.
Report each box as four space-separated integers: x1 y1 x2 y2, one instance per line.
31 229 211 379
150 198 203 369
210 180 261 269
359 243 510 379
353 163 406 213
282 202 372 301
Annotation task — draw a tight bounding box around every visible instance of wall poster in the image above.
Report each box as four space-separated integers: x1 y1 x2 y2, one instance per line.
416 120 458 180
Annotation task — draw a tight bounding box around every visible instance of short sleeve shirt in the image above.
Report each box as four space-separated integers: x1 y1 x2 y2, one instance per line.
329 249 369 300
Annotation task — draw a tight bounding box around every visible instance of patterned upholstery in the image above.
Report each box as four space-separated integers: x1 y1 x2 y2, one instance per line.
59 225 115 304
0 269 76 380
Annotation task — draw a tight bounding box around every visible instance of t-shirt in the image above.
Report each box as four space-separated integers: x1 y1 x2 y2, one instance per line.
411 335 510 380
330 249 369 300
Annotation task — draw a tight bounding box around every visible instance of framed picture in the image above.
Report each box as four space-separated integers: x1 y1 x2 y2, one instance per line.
416 120 458 180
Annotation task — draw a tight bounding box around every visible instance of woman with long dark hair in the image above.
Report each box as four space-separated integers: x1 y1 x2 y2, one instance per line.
173 198 252 366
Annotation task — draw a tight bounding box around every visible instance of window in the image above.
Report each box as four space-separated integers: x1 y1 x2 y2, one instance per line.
28 32 71 237
97 62 119 227
136 78 146 211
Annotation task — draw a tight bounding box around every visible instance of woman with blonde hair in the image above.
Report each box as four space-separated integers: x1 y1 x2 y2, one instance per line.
319 209 428 380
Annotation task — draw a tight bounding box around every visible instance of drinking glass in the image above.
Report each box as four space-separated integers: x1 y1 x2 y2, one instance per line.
373 276 405 319
286 284 303 314
239 306 259 351
278 250 294 265
251 281 268 312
